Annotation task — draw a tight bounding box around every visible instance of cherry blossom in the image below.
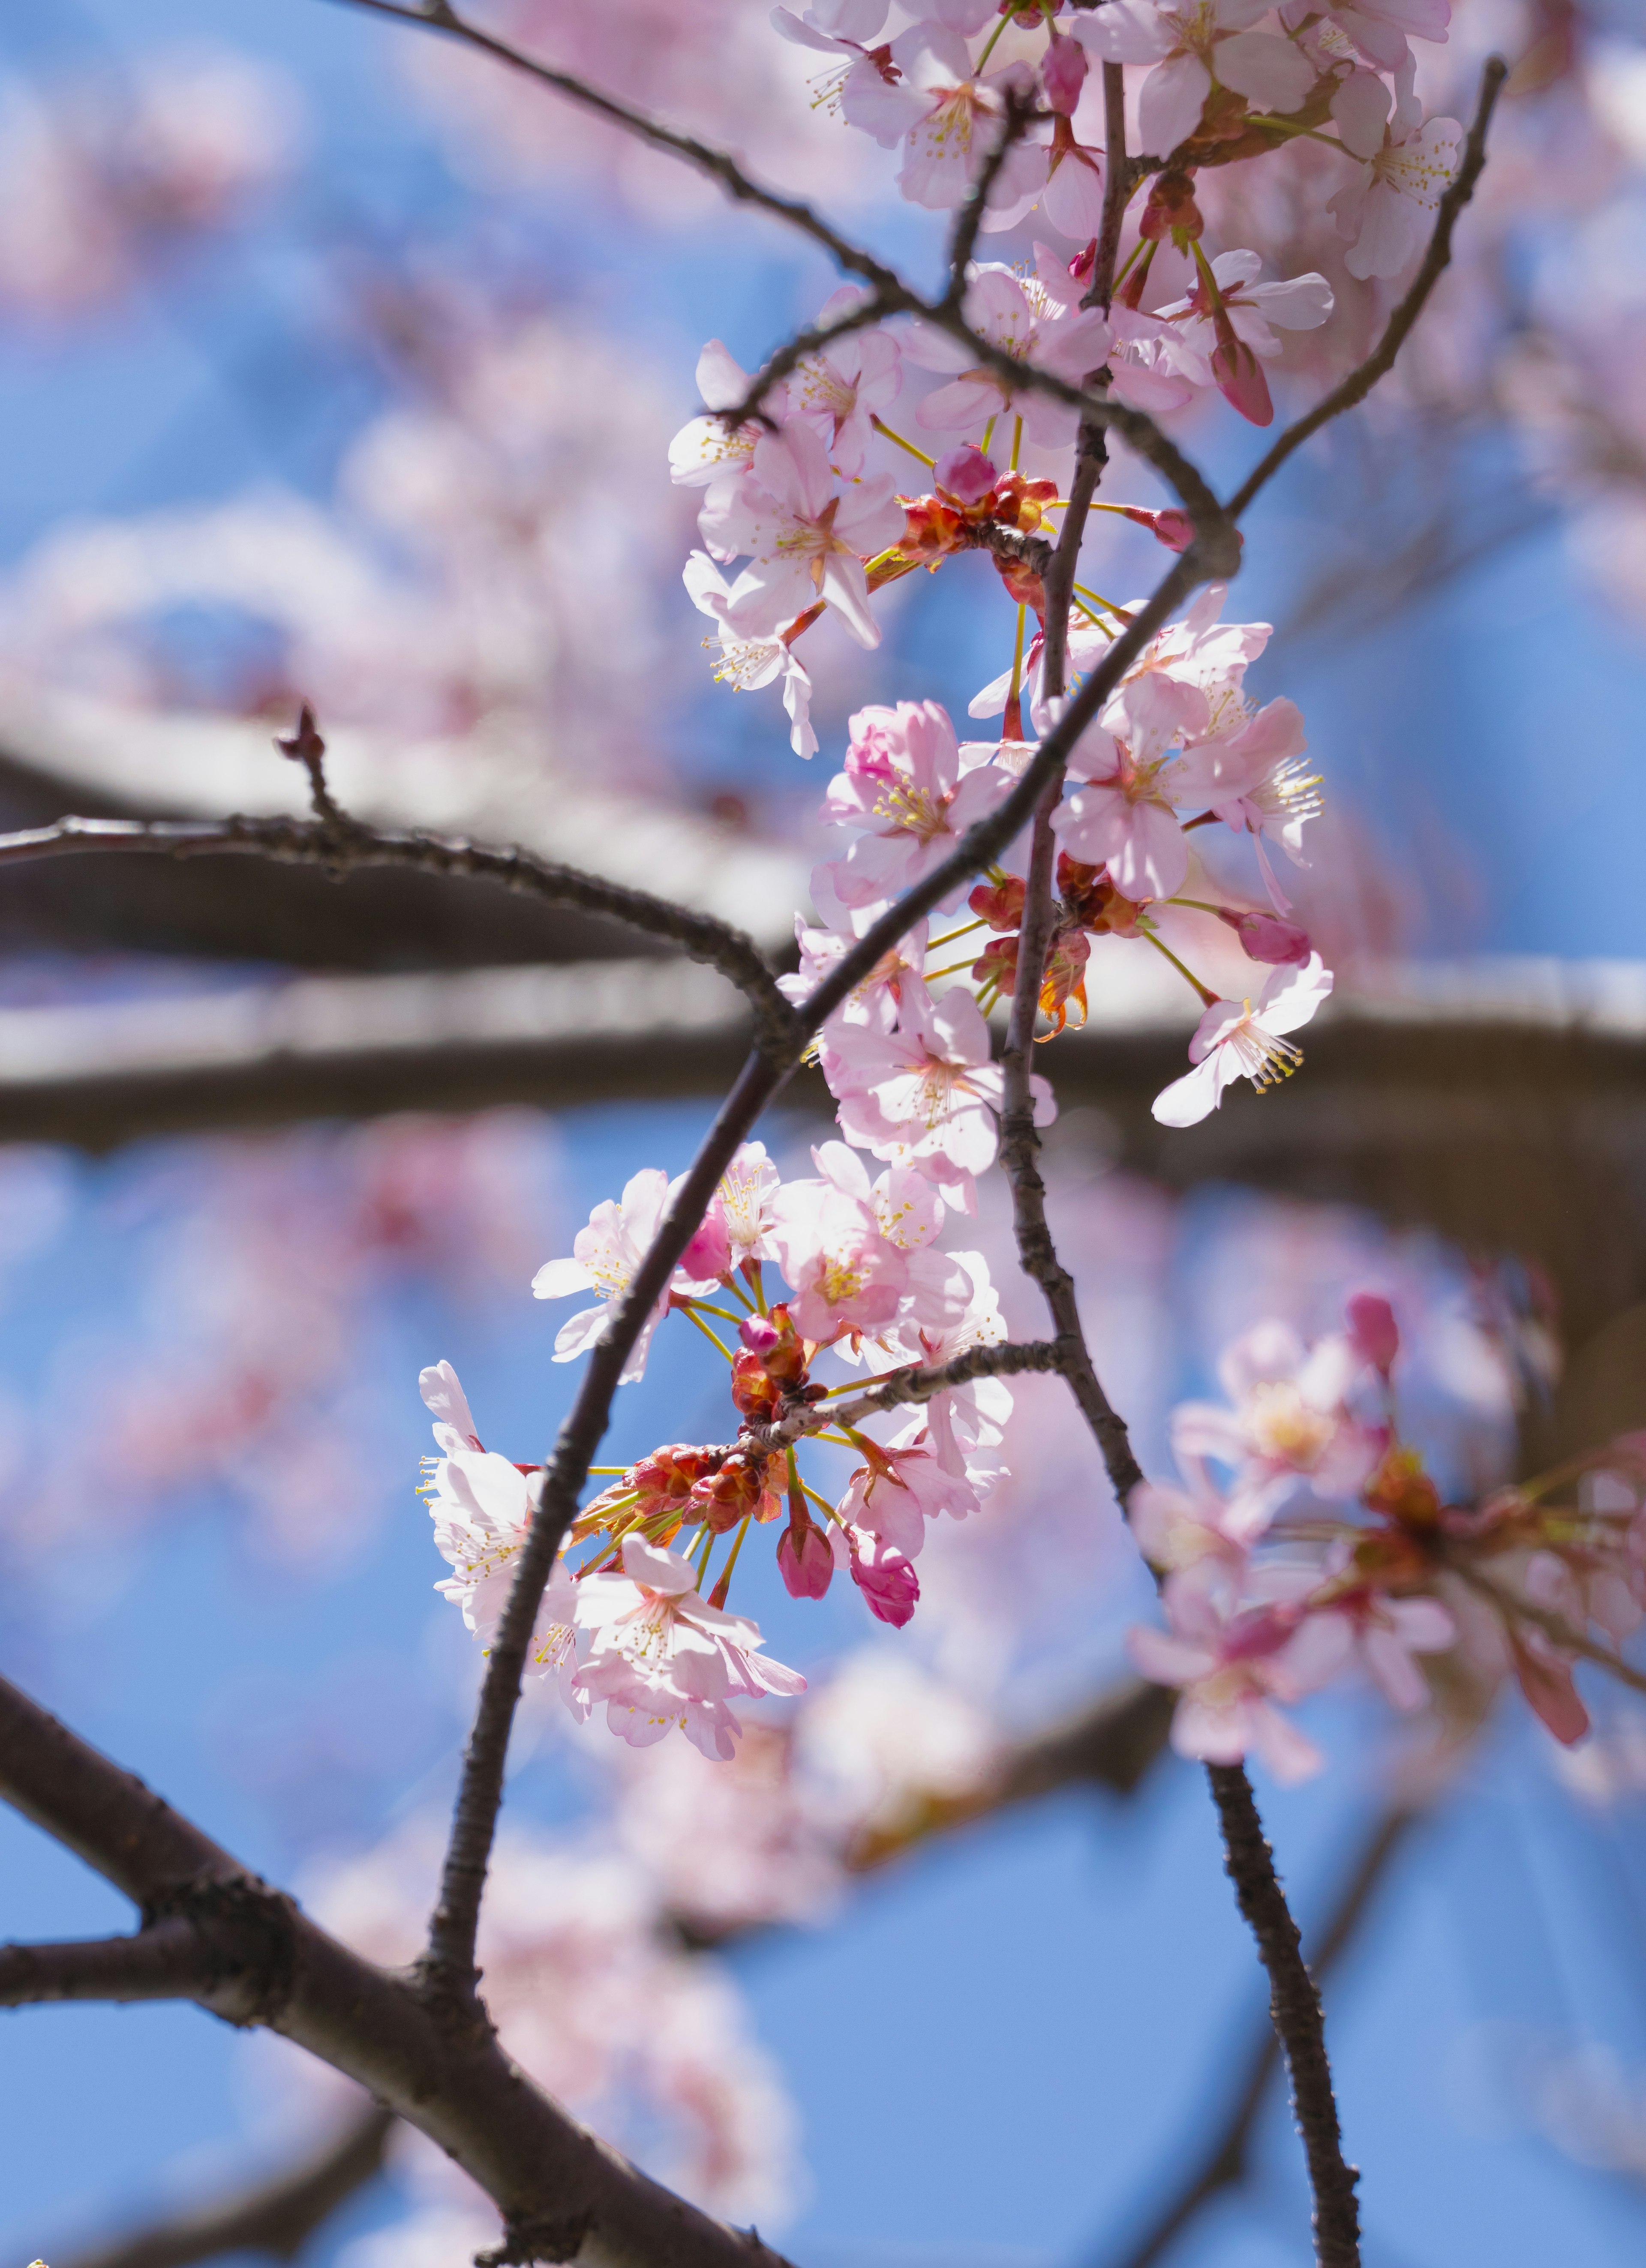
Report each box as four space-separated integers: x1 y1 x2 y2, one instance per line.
1152 954 1335 1127
532 1167 675 1383
820 700 1013 913
1051 670 1213 900
766 1164 910 1343
1328 108 1465 281
683 551 817 757
778 909 930 1032
697 420 904 647
1128 1561 1353 1782
782 285 904 476
1169 1317 1380 1514
676 1143 783 1287
831 1520 921 1625
1072 0 1318 161
574 1536 805 1761
824 987 1053 1179
904 263 1112 449
872 23 1042 213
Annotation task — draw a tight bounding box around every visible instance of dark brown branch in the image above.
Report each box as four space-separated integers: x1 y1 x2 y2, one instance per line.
58 2106 395 2268
1226 57 1508 522
0 1920 247 2010
1204 1764 1361 2268
1105 1807 1415 2268
0 1671 798 2268
750 1338 1066 1449
1088 64 1132 317
0 813 799 1057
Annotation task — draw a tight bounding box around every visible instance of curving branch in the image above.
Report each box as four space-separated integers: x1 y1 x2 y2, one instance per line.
0 812 800 1057
58 2105 395 2268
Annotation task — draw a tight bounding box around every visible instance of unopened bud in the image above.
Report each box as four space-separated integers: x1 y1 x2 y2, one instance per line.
1041 29 1088 114
1216 906 1310 964
1210 331 1274 427
846 1527 920 1627
1345 1293 1400 1378
778 1516 834 1599
969 875 1027 930
934 445 997 505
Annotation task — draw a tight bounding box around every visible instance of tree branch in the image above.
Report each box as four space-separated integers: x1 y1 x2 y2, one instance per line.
58 2106 395 2268
0 1672 799 2268
749 1338 1066 1450
0 813 800 1058
1225 57 1508 522
1103 1806 1416 2268
0 1920 253 2011
1204 1764 1361 2268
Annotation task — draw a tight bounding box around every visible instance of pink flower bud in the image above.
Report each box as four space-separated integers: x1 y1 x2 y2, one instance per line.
1116 505 1198 552
1041 29 1088 114
844 1526 919 1627
1345 1293 1400 1378
934 445 997 505
1216 907 1311 964
739 1314 782 1358
1210 334 1274 428
778 1519 834 1600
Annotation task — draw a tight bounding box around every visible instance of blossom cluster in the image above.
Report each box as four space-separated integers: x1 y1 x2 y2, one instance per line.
412 0 1500 1767
1128 1294 1646 1779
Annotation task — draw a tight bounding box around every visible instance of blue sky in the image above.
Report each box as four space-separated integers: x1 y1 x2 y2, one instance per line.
3 3 1646 2265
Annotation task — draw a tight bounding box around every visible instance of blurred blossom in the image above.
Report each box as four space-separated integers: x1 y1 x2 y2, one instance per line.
793 1650 1002 1846
298 1818 803 2227
0 51 300 317
12 1113 559 1589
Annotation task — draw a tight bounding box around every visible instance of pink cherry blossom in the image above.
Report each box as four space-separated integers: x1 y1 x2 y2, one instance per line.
684 551 817 757
1170 1316 1380 1512
1328 110 1464 281
697 420 904 647
1127 1561 1353 1782
573 1536 805 1761
876 24 1042 213
838 1428 985 1559
532 1167 674 1383
782 285 903 476
1073 0 1317 161
778 906 930 1032
1152 954 1334 1128
1153 251 1335 388
865 1250 1012 1481
820 700 1013 913
823 987 1053 1179
676 1143 782 1287
831 1519 921 1625
667 339 760 487
766 1164 909 1342
906 264 1111 450
1051 669 1212 900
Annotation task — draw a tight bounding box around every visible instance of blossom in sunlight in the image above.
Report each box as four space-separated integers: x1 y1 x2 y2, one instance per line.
1152 955 1334 1127
766 1160 910 1342
1169 1317 1381 1515
781 285 904 475
676 1143 783 1287
574 1537 806 1761
697 420 903 647
1072 0 1316 158
904 264 1111 449
824 988 1052 1179
820 700 1013 914
532 1168 675 1384
683 551 817 757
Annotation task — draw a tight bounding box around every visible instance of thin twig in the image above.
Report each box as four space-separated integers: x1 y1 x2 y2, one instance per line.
1226 57 1508 522
750 1339 1065 1450
0 813 799 1057
0 1922 235 2010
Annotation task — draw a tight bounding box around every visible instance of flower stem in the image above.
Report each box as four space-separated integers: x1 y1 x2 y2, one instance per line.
681 1306 735 1361
870 413 936 468
1139 924 1219 1006
708 1515 753 1609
